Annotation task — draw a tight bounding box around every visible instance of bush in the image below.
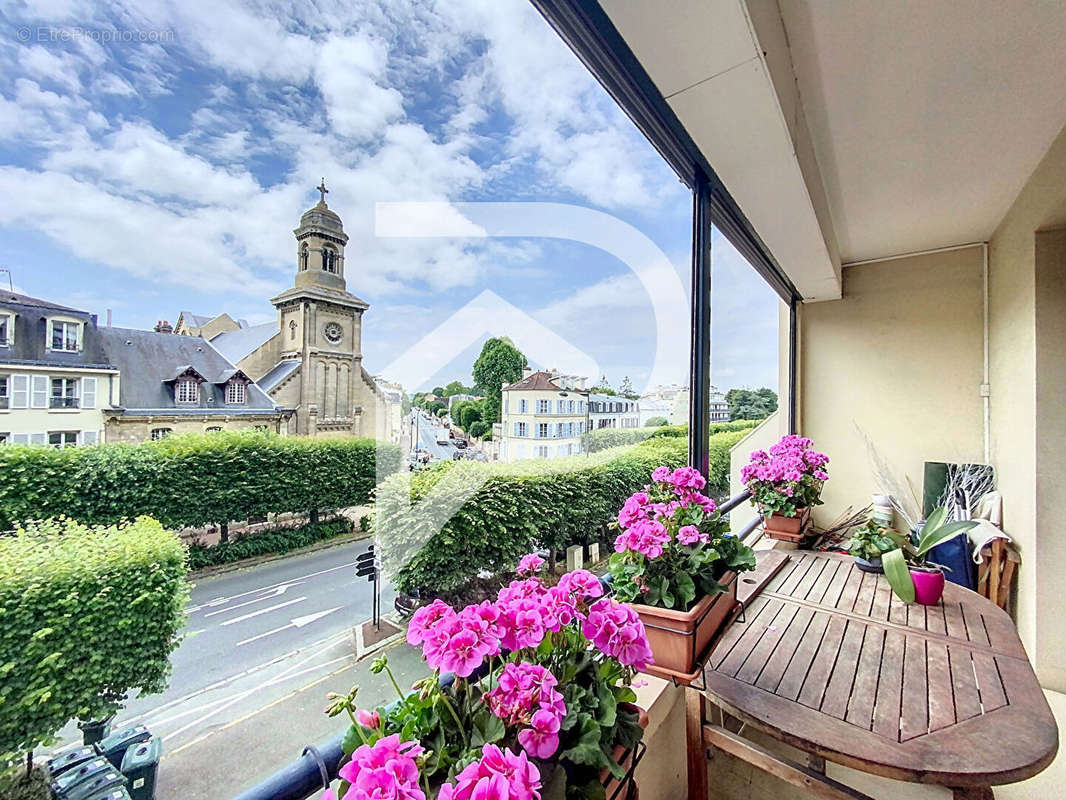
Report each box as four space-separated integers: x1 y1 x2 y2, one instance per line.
467 420 490 439
0 431 402 530
580 420 760 454
0 517 187 755
185 519 354 570
645 416 669 427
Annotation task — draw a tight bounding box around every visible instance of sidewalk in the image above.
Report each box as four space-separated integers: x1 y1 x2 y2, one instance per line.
155 629 425 800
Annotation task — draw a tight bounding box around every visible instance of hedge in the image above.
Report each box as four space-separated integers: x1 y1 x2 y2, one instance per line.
378 430 751 596
186 518 354 570
0 517 187 755
0 431 402 530
580 420 760 453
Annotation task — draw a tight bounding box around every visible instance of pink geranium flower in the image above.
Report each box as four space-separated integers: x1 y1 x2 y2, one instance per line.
517 708 562 758
516 553 545 575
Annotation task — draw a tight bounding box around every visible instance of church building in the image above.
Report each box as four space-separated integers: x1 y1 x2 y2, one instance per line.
174 184 390 439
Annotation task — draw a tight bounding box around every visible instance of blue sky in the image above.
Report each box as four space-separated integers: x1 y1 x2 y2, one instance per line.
0 0 780 395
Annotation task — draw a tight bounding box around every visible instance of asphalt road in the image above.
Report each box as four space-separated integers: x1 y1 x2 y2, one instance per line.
49 539 395 761
410 410 458 462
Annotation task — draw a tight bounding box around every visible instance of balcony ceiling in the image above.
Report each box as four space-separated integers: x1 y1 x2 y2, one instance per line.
599 0 1066 298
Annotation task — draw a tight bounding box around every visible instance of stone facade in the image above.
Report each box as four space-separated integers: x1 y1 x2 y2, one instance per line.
175 193 395 441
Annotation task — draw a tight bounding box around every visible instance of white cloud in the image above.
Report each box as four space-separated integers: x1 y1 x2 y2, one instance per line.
315 34 404 141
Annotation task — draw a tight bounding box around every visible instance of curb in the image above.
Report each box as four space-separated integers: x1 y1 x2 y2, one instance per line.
188 529 373 581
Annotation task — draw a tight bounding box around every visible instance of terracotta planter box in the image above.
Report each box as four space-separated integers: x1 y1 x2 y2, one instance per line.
764 507 811 542
629 573 738 674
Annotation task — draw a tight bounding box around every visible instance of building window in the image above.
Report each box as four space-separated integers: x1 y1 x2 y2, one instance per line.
225 380 246 405
48 431 78 448
50 378 79 409
289 320 297 340
536 399 550 414
0 376 7 409
175 379 199 404
535 445 550 458
300 242 309 270
514 422 528 437
0 314 11 347
322 246 337 273
518 398 528 413
50 320 81 352
81 431 98 445
151 427 172 440
206 426 223 433
537 422 549 438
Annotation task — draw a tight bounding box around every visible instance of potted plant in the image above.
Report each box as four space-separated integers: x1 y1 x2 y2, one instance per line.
321 554 652 800
606 466 756 674
742 435 829 541
846 520 901 573
882 507 978 606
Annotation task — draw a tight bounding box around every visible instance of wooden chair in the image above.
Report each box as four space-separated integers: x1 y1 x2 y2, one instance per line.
976 538 1019 612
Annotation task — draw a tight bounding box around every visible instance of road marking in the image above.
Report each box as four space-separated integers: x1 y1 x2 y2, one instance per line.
186 557 362 613
237 606 343 646
203 583 303 617
165 661 357 758
220 597 306 626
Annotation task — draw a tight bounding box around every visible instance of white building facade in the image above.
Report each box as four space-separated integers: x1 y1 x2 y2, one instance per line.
588 393 640 430
498 369 589 462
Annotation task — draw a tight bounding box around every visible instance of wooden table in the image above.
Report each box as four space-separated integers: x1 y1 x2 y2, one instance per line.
693 551 1058 800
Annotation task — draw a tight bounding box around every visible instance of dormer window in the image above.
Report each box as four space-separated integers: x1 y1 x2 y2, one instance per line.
176 378 199 404
225 380 246 405
50 320 81 352
0 313 12 347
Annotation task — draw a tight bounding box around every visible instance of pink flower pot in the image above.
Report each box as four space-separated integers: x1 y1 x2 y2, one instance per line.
910 568 945 606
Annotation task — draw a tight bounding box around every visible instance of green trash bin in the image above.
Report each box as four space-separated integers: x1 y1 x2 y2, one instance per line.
96 725 150 769
51 757 112 798
45 746 98 780
63 767 127 800
120 737 161 800
83 789 132 800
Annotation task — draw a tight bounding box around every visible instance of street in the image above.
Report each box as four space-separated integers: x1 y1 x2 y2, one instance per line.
410 409 458 462
45 540 429 800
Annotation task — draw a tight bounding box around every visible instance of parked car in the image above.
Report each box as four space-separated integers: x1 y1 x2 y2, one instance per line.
454 439 467 449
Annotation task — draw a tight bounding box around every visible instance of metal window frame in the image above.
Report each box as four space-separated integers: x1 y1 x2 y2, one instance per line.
528 0 802 462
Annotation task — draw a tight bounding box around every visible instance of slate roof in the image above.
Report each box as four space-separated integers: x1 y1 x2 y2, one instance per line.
0 292 113 369
98 327 279 414
179 311 214 328
208 321 278 364
258 359 301 392
502 371 586 392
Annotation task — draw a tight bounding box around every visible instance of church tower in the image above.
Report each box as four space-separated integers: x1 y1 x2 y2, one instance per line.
269 180 375 437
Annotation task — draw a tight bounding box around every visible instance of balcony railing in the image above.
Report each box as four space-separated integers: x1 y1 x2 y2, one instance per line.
50 397 80 409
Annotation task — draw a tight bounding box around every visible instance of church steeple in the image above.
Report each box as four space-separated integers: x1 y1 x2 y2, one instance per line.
293 179 349 292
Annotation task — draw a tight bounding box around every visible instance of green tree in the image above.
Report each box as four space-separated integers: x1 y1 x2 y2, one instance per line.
443 380 473 396
431 386 445 397
619 376 637 398
468 420 490 439
725 388 778 420
435 407 447 418
472 337 526 424
458 402 483 431
645 416 669 427
401 394 412 415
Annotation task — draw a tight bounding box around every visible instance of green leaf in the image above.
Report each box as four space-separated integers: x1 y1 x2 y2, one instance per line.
471 710 506 747
916 520 979 556
883 549 915 603
674 572 696 608
923 507 947 536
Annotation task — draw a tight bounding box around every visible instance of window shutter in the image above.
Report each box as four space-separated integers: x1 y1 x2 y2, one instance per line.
11 433 28 444
81 377 97 409
513 422 519 437
11 374 28 408
81 431 98 445
30 433 46 445
30 375 48 408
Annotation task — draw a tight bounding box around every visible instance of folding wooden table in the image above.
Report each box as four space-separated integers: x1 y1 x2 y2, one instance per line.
688 551 1058 800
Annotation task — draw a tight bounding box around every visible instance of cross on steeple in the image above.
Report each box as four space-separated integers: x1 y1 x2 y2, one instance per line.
316 178 329 204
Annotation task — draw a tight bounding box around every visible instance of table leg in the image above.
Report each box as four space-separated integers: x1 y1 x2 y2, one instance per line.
686 691 708 800
950 788 994 800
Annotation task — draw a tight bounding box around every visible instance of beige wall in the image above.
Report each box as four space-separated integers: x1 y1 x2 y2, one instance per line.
105 414 286 442
799 247 986 528
988 120 1066 689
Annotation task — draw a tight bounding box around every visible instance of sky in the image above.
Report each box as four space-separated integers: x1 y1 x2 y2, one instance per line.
0 0 780 395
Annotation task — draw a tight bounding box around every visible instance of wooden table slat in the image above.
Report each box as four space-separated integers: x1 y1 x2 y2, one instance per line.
944 600 967 641
778 554 819 596
798 616 849 710
755 606 816 693
962 603 991 648
708 595 772 670
735 603 801 685
835 565 866 612
926 641 956 732
950 646 983 723
821 621 866 720
871 630 905 740
845 627 885 730
971 651 1007 712
775 610 833 701
717 599 785 677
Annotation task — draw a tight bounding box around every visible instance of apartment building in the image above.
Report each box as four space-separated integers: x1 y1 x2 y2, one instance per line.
588 393 640 430
0 292 117 446
498 368 588 462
